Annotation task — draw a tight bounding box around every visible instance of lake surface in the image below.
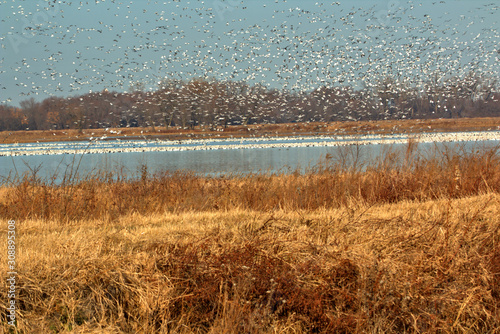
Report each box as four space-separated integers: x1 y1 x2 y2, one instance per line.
1 131 499 183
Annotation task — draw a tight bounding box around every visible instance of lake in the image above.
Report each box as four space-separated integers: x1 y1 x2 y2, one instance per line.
1 131 499 183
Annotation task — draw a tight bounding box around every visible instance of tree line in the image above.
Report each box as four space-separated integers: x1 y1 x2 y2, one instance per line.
0 73 498 132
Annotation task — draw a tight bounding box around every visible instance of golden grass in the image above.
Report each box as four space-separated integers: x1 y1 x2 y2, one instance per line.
1 195 499 333
1 117 499 144
1 143 500 332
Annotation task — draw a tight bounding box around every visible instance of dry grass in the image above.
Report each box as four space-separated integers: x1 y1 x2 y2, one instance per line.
1 143 500 333
1 197 499 333
1 117 499 144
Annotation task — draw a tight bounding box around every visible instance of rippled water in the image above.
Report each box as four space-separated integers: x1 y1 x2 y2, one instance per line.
1 133 499 183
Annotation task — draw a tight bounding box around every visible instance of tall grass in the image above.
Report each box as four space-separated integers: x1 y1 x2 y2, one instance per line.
1 142 499 222
1 197 500 333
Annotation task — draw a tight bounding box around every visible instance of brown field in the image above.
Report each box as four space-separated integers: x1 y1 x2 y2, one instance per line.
1 142 500 333
1 117 500 144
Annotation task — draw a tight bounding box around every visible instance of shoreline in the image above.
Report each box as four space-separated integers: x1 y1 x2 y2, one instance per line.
1 117 500 145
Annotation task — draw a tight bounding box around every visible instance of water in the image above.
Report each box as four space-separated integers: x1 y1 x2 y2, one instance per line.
1 133 499 183
0 143 339 181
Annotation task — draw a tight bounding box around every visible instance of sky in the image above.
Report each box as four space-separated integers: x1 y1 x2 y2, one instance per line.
0 0 498 107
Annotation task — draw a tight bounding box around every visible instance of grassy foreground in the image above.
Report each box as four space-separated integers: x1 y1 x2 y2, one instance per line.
1 143 500 333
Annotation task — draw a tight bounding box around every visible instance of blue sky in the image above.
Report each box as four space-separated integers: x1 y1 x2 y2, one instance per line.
0 0 498 107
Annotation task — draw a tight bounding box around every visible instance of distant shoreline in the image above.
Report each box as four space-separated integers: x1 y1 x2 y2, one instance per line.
1 117 499 145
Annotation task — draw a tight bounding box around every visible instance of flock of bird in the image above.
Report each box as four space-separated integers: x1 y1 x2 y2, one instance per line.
0 0 498 107
2 131 499 157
